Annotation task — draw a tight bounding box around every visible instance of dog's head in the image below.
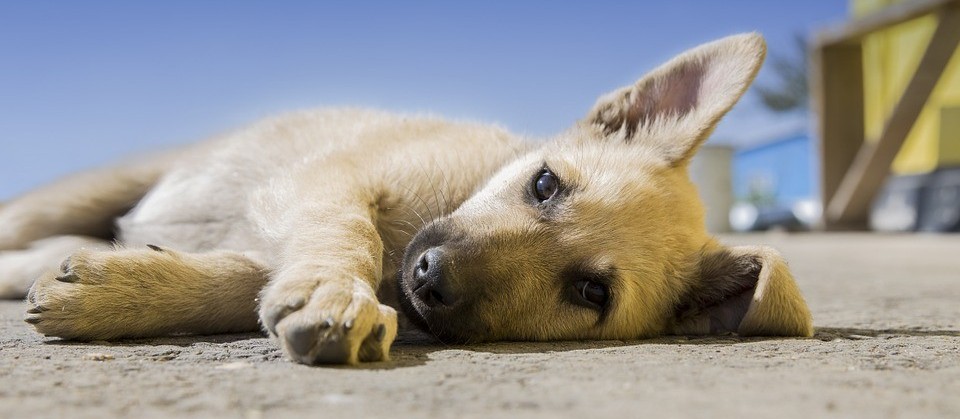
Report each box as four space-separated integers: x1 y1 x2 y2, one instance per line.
398 33 813 343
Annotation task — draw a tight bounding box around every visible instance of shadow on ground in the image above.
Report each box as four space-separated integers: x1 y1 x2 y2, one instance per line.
30 324 960 371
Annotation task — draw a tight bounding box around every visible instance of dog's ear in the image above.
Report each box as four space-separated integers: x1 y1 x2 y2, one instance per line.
670 245 813 337
584 33 766 165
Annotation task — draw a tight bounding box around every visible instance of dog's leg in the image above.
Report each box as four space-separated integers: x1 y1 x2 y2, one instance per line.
25 246 266 339
0 235 111 299
0 151 180 250
258 203 398 365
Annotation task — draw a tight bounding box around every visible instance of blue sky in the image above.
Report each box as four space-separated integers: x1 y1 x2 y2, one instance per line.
0 1 847 199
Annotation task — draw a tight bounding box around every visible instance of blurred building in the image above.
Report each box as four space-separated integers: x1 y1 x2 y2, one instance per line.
733 132 817 207
856 0 960 176
729 132 820 232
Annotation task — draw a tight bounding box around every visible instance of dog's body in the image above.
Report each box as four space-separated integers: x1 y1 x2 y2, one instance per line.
1 34 813 365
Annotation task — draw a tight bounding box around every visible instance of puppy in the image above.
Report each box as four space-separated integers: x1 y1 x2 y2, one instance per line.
0 33 813 365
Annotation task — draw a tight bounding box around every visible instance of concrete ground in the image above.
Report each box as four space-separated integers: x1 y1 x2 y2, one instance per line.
1 233 958 418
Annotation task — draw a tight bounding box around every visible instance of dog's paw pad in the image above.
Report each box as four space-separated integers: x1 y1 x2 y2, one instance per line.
283 319 334 356
276 313 373 365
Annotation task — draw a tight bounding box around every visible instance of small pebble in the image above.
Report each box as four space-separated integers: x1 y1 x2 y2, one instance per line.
83 352 115 361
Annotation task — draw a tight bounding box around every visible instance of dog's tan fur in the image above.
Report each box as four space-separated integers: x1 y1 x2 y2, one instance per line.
1 34 813 365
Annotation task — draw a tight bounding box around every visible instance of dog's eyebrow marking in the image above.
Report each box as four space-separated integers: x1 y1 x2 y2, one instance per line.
543 158 583 191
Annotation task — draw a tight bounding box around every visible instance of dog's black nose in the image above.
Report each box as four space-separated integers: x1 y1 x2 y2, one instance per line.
413 247 457 307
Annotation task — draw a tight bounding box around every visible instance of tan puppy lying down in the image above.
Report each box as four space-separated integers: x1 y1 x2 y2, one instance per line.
0 33 813 365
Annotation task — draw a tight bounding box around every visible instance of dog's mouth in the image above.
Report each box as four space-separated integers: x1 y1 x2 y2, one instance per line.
395 227 439 335
397 265 483 344
395 269 430 330
396 267 475 344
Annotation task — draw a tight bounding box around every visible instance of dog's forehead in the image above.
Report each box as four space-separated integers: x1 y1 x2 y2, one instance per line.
458 151 541 208
553 145 669 203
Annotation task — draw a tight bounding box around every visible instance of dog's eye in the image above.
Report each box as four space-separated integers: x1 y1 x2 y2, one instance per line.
574 279 608 309
533 170 559 202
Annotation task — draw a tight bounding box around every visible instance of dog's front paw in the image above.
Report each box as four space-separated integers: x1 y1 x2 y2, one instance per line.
259 277 398 365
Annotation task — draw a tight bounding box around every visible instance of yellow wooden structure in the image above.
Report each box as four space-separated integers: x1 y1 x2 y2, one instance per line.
857 0 960 174
813 0 960 229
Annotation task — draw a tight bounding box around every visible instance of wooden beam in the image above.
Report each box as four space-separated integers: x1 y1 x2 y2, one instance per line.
817 0 960 47
812 44 865 229
825 7 960 225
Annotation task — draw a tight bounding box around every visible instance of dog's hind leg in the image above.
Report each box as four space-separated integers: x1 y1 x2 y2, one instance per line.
24 245 267 340
0 151 180 251
0 235 111 299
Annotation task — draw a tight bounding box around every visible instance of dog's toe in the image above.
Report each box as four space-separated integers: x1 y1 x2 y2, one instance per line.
284 322 319 358
260 300 305 336
313 332 352 364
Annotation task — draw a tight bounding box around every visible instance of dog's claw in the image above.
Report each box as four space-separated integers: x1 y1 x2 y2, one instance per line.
343 319 354 330
26 306 46 314
146 244 164 252
322 317 334 329
24 315 41 325
55 274 78 283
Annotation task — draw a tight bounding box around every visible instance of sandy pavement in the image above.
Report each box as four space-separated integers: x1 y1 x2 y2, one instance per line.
1 233 958 418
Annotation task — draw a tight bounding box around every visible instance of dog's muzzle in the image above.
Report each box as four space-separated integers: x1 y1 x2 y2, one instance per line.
397 222 490 343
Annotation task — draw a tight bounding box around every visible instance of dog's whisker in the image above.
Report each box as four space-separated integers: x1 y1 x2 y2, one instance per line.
385 218 416 237
391 218 420 236
409 166 437 222
394 229 414 239
417 161 443 221
429 154 452 215
394 182 433 227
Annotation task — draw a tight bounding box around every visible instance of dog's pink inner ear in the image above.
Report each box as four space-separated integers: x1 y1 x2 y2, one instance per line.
583 33 766 164
624 61 703 133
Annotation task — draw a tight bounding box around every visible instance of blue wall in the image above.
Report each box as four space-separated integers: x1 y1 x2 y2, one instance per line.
732 133 818 206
